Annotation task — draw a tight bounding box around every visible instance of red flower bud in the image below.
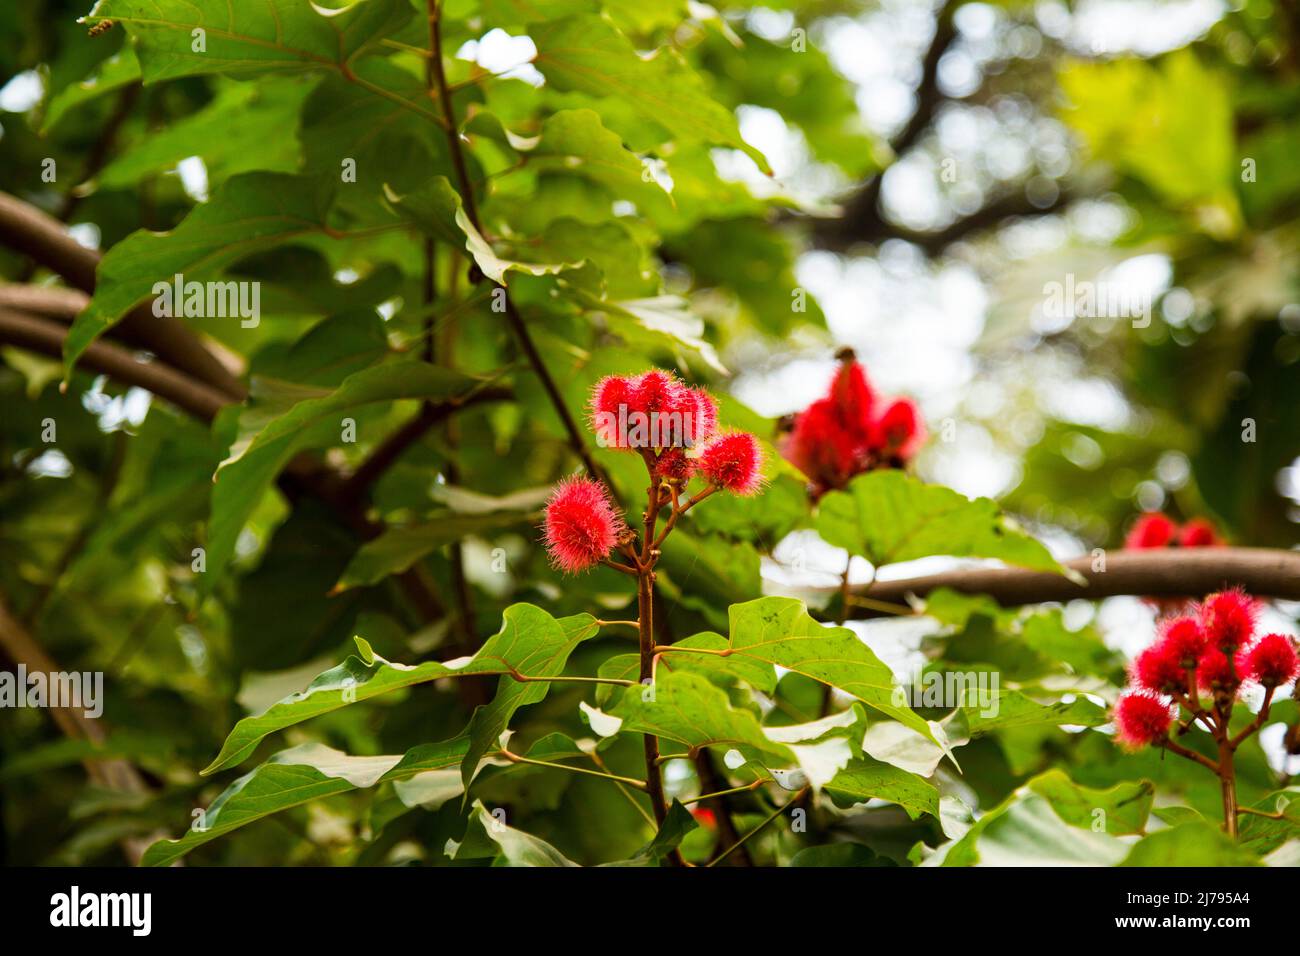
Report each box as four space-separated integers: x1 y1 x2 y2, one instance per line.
542 477 624 573
1237 633 1299 689
699 432 764 495
1114 690 1174 750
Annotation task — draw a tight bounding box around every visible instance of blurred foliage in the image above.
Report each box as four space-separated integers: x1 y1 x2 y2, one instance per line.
0 0 1297 867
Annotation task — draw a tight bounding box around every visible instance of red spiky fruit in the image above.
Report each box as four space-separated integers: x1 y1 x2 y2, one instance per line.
1237 633 1299 688
542 477 624 573
1114 691 1174 750
699 432 764 495
1199 589 1258 652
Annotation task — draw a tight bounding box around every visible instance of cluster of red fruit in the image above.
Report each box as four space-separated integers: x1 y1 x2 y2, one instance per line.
779 350 925 498
1125 512 1221 550
542 370 763 573
1114 589 1299 749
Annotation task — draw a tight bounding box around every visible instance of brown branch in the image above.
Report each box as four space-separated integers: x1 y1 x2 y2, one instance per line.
0 190 246 399
839 547 1300 619
812 2 1077 253
338 384 513 502
818 0 957 250
0 307 229 421
0 592 155 863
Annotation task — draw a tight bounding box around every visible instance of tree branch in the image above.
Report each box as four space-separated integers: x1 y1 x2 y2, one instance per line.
0 190 246 399
837 547 1300 618
818 0 958 250
0 306 229 420
338 384 513 503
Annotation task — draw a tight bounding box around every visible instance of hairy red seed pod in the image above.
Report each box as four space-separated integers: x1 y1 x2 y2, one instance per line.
1177 518 1221 548
682 387 718 447
1199 588 1258 652
1196 647 1239 694
1157 616 1208 668
542 477 624 573
654 448 696 481
590 370 712 450
1132 642 1188 695
1237 633 1299 688
591 375 637 448
1114 690 1174 750
1125 512 1177 550
699 432 764 495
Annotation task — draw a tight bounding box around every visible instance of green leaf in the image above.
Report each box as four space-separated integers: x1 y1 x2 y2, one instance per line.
962 690 1108 736
1025 770 1154 836
716 596 936 741
459 608 602 785
64 172 333 374
334 510 536 591
89 0 411 83
600 800 698 866
525 108 671 212
815 471 1062 572
937 791 1133 867
1238 787 1300 856
143 738 467 866
824 757 940 820
531 15 770 174
597 631 777 705
449 800 579 866
1120 821 1262 866
1059 49 1240 236
607 670 797 770
205 361 485 587
97 79 308 188
386 175 575 285
790 843 896 867
41 48 140 132
203 604 597 774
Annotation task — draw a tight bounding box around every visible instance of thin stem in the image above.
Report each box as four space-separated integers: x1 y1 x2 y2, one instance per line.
1219 739 1239 838
653 644 731 657
651 483 718 548
589 751 658 827
507 670 634 687
600 558 639 577
1237 806 1286 820
706 787 809 867
1230 686 1275 749
682 780 764 805
496 749 648 790
1158 736 1219 773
